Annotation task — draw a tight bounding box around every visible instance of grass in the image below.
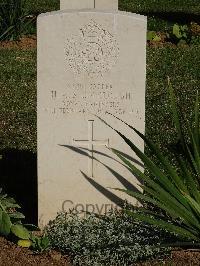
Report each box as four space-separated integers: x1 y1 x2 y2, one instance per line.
0 0 199 37
0 49 36 151
119 0 200 15
24 0 200 15
0 45 199 154
146 46 200 154
24 0 59 14
119 0 200 31
22 0 200 32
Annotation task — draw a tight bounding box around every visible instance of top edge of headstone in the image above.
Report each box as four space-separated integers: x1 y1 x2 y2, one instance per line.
60 0 118 11
37 9 147 22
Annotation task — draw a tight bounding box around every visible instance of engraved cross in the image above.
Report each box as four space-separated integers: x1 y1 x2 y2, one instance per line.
73 120 109 178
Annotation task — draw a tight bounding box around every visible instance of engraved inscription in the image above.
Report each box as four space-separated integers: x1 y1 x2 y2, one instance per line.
48 83 135 116
65 20 119 76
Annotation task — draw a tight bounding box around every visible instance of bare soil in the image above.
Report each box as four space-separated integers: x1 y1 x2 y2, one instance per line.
0 35 183 50
138 250 200 265
1 236 200 266
0 237 72 266
0 36 36 49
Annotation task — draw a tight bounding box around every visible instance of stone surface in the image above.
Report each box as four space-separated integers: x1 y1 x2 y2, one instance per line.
37 10 147 226
60 0 94 10
95 0 118 10
60 0 118 10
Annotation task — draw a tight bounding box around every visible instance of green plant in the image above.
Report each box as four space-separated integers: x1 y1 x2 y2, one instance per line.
147 31 161 42
172 24 190 45
98 83 200 244
0 0 34 41
0 188 50 252
30 234 50 252
17 233 50 252
0 188 30 240
170 22 200 46
173 24 188 39
46 208 169 266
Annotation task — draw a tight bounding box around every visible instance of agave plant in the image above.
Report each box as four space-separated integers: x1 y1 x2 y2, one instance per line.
98 84 200 243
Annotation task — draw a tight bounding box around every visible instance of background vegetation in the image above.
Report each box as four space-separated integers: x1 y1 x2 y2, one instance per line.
24 0 59 14
0 0 197 35
23 0 200 15
22 0 200 32
0 46 199 155
0 0 199 225
120 0 200 15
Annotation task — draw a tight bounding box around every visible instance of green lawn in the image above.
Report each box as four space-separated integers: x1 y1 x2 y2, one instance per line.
23 0 200 32
119 0 200 15
0 0 199 38
25 0 59 14
0 49 36 151
120 0 200 31
146 46 200 155
0 45 199 155
25 0 200 15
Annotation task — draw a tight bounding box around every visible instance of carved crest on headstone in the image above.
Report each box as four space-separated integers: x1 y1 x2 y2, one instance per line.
65 20 119 76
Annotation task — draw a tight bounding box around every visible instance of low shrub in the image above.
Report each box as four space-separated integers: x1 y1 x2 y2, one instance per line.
46 208 170 266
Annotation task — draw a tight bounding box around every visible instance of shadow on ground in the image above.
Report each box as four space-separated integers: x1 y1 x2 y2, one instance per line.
0 149 37 225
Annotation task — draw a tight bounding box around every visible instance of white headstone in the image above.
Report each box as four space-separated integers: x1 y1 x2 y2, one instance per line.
38 7 147 226
61 0 94 10
60 0 118 10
